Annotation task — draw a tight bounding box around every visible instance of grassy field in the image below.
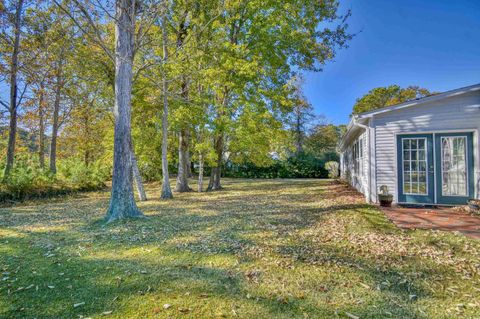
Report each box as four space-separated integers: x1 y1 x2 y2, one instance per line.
0 179 479 318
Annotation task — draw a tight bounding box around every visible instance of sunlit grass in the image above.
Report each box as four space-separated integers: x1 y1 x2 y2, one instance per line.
1 179 479 318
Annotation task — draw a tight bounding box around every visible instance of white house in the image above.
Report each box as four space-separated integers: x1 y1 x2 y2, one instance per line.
339 83 480 205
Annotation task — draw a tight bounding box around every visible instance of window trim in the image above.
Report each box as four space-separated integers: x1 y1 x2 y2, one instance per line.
401 137 428 196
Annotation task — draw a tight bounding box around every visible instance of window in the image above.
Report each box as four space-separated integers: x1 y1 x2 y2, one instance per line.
402 138 427 195
441 136 467 196
352 137 364 176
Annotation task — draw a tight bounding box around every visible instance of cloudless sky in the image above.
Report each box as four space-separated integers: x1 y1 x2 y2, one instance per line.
303 0 480 125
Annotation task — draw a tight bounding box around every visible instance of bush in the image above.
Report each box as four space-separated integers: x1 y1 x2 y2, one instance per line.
58 159 109 191
0 157 108 203
0 160 57 201
325 161 339 178
223 152 337 179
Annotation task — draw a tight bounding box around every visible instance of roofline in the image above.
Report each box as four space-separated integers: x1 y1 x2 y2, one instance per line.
338 116 368 151
356 83 480 118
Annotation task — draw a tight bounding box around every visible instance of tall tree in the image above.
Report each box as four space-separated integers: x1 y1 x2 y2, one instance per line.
160 2 173 199
1 0 24 177
50 49 64 173
288 76 315 155
352 85 433 114
105 0 143 220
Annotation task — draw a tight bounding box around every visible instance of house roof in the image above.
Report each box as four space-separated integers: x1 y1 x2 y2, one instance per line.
339 83 480 152
356 83 480 118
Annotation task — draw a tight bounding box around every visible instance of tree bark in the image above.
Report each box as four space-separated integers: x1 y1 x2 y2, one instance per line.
105 0 143 222
50 52 64 174
198 153 204 192
186 146 194 178
131 148 147 201
160 6 173 199
207 133 223 191
4 0 24 177
38 83 46 169
174 13 191 191
175 127 192 192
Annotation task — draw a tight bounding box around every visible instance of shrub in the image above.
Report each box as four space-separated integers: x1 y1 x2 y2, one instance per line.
0 159 56 201
0 157 109 203
58 159 108 191
223 152 333 179
325 161 339 178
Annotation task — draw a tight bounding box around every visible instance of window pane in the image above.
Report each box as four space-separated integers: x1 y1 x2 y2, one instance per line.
418 139 425 149
411 161 418 171
403 139 410 150
418 183 427 194
418 150 425 160
403 151 410 160
404 172 411 182
411 151 417 160
419 172 426 183
403 182 411 194
419 161 426 171
411 182 418 193
411 139 417 149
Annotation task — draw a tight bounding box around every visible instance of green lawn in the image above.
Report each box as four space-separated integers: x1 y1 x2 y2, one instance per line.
1 179 479 318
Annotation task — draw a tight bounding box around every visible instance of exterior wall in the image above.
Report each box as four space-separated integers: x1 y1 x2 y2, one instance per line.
373 90 480 203
340 129 369 200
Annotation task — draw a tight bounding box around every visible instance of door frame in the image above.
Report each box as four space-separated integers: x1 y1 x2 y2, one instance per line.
396 134 435 204
394 129 478 205
434 132 475 205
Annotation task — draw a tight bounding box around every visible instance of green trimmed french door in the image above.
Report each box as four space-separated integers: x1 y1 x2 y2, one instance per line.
397 132 475 205
397 134 435 204
434 132 474 205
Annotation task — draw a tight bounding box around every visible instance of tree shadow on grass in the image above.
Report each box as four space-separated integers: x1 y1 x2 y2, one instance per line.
0 228 420 319
1 179 475 318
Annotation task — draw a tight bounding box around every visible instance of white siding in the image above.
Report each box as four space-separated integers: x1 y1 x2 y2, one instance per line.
373 91 480 202
341 130 369 200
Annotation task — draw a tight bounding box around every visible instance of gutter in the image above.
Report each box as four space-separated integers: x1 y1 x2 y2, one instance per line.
338 115 367 151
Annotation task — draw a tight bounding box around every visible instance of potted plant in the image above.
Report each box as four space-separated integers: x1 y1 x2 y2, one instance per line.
378 185 393 207
467 199 480 212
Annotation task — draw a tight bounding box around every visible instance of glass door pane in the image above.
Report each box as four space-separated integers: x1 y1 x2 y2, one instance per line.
402 138 428 195
441 136 467 196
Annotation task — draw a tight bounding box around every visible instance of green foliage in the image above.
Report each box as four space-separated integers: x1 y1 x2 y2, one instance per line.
58 159 109 191
352 85 433 114
305 124 345 157
0 157 56 201
225 152 338 179
0 157 108 202
325 161 339 178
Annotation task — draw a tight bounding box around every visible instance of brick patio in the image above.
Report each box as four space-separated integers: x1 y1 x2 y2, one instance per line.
382 206 480 239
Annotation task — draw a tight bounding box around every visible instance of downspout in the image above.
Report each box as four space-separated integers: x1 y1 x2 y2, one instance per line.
352 117 372 203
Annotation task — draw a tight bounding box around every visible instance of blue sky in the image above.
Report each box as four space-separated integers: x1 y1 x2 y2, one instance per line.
303 0 480 125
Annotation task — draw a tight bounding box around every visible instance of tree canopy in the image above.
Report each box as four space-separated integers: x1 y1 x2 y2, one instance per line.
0 0 353 219
352 85 433 114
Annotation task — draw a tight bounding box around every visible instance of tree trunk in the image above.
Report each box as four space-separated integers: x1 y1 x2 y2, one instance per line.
131 149 147 201
198 153 204 192
160 7 173 199
186 147 194 178
105 0 143 222
50 52 64 174
175 128 192 192
38 84 46 169
207 133 223 191
4 0 23 177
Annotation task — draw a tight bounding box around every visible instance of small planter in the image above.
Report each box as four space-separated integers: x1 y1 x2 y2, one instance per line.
467 199 480 212
378 194 393 207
